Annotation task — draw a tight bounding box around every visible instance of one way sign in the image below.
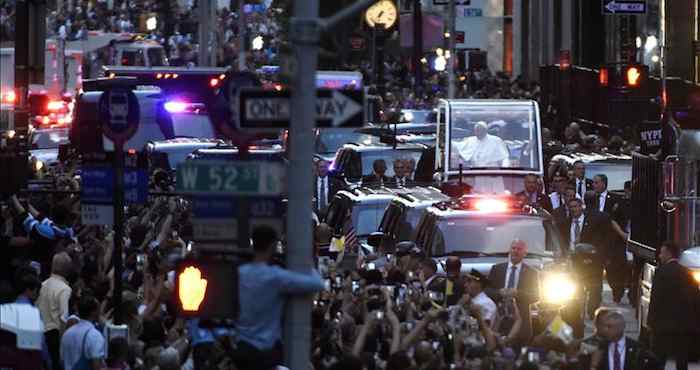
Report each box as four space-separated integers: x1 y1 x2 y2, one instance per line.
238 88 364 131
602 0 646 14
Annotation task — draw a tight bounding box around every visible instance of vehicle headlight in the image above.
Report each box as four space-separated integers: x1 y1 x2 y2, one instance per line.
34 159 44 172
542 273 577 304
692 270 700 285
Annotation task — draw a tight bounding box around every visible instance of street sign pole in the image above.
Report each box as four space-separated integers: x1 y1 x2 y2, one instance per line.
448 0 456 99
112 141 124 325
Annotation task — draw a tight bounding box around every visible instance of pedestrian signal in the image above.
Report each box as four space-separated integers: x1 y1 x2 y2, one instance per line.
626 66 641 87
598 68 609 87
178 266 208 311
174 258 239 319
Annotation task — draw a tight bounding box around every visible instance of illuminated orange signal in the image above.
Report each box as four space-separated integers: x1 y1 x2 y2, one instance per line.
626 67 641 87
178 266 208 311
599 68 609 86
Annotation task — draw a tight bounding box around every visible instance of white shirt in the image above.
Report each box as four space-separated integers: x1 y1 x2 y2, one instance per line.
550 192 583 210
60 320 105 370
36 274 72 332
455 134 509 167
608 337 626 370
504 262 522 289
316 176 328 209
575 178 587 198
598 190 608 212
570 214 585 248
472 291 497 323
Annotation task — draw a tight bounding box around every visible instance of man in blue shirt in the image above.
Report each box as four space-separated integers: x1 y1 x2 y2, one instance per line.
234 226 324 370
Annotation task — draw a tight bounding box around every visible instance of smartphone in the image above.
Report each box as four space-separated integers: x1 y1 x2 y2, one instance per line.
334 276 342 287
323 278 332 292
407 271 415 280
386 253 393 262
351 280 361 294
375 311 384 320
366 262 376 270
432 341 440 350
382 285 395 297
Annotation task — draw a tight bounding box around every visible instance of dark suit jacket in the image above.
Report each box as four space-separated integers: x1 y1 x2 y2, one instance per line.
596 337 660 370
389 176 414 188
585 191 617 216
361 174 392 187
487 262 540 342
571 177 593 197
313 175 343 214
648 260 700 335
558 210 612 256
516 190 553 213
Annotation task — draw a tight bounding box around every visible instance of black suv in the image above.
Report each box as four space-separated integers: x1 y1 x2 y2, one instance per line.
330 142 427 186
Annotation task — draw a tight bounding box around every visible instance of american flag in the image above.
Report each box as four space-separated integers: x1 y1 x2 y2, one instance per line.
342 214 359 254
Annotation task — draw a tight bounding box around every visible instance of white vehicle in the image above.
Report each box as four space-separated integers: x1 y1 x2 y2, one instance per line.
434 99 544 194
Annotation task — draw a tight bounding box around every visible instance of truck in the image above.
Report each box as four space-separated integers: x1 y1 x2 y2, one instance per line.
628 109 700 347
0 33 166 131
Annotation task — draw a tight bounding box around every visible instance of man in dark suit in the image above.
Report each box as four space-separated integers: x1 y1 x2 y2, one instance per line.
361 159 391 187
313 159 343 216
559 197 611 316
586 174 626 303
595 312 659 370
648 241 699 370
390 158 414 188
487 239 540 344
516 174 552 212
571 160 593 200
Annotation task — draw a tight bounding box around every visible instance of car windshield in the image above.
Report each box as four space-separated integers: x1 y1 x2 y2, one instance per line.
586 161 632 191
354 203 389 236
446 103 541 172
431 216 554 256
361 149 424 177
317 129 379 155
32 129 69 149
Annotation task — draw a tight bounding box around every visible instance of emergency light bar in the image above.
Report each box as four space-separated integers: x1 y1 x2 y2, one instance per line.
101 66 229 93
435 195 520 213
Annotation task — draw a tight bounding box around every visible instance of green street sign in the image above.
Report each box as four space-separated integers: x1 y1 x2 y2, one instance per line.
176 160 286 195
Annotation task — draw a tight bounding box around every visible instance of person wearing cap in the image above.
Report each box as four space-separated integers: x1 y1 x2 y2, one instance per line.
549 170 576 210
464 269 497 324
453 121 510 168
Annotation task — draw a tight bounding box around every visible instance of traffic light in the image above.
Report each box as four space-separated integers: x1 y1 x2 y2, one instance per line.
174 257 239 319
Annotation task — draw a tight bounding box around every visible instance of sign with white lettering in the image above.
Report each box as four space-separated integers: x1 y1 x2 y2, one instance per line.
238 88 364 130
602 0 646 14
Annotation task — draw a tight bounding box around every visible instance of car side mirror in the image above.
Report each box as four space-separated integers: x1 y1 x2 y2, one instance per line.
367 232 384 248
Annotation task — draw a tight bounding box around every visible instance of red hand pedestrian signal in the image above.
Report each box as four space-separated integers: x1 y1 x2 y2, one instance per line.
178 266 208 311
626 67 641 87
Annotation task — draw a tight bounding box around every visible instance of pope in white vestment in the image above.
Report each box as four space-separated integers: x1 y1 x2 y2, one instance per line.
454 121 510 167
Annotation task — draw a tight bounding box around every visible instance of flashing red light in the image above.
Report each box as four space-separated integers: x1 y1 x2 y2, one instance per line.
472 198 509 213
127 149 137 155
2 90 17 104
42 116 50 125
47 100 64 112
599 68 609 86
626 66 641 87
218 74 226 80
274 84 283 91
209 78 220 87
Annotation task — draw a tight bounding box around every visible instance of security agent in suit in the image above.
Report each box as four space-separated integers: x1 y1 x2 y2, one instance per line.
516 174 553 212
361 159 392 187
586 174 627 303
648 241 700 370
486 239 540 345
389 158 414 188
571 160 593 200
592 312 660 370
559 197 612 316
313 159 343 216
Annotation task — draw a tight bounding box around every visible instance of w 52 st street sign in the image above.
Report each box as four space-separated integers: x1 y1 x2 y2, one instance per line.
176 160 286 196
238 88 364 131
